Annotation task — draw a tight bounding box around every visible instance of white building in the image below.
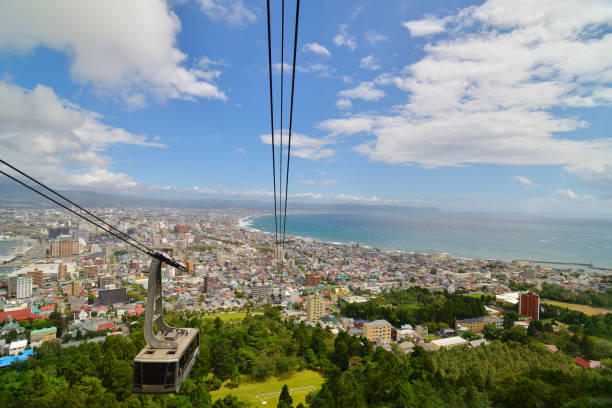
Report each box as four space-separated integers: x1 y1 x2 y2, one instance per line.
8 275 32 299
9 339 28 356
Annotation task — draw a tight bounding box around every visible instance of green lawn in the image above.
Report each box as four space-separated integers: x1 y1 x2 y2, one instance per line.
203 312 247 322
210 370 324 407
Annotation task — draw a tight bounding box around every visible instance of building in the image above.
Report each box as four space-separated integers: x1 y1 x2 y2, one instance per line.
251 283 272 302
305 273 321 286
518 291 540 320
174 224 190 234
96 288 129 306
97 273 113 288
82 264 99 279
50 240 79 258
456 316 503 332
64 280 81 297
430 336 468 350
522 267 536 281
8 276 32 299
306 295 326 323
8 339 28 356
48 227 70 239
27 269 44 287
30 326 57 347
363 319 392 342
58 263 68 280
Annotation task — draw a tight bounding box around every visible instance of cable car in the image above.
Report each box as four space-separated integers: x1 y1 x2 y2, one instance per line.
132 255 200 394
133 327 199 393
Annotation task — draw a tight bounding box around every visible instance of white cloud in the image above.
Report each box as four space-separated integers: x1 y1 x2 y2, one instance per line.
335 99 352 109
333 24 357 50
366 31 387 44
323 179 339 185
360 55 381 71
198 0 256 28
236 147 246 154
513 176 538 188
556 188 595 200
0 82 164 191
320 0 612 191
338 82 384 101
0 1 227 108
304 42 331 57
273 62 335 77
402 16 448 36
260 131 335 160
298 179 316 185
316 170 327 175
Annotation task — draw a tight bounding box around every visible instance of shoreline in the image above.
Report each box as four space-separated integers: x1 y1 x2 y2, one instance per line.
237 213 611 272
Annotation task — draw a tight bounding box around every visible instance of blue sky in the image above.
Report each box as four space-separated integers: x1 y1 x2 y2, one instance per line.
1 0 611 215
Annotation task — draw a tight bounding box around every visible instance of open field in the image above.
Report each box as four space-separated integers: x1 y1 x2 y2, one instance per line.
211 369 324 407
203 312 247 322
541 300 611 316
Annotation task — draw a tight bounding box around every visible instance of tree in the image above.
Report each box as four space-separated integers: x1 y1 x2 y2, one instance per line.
278 384 293 408
503 311 519 330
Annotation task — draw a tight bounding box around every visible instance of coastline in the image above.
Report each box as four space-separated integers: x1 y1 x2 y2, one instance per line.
237 213 611 272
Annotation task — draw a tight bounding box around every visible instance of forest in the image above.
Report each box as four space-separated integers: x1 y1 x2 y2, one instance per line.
1 291 611 407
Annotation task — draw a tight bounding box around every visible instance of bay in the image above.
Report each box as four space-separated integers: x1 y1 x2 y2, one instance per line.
245 212 612 269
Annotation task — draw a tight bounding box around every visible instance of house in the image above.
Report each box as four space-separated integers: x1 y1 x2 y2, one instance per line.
468 339 489 348
398 341 415 354
544 344 559 353
574 357 590 368
30 326 57 347
8 339 28 356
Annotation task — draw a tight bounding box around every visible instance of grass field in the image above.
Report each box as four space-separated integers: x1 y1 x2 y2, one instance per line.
210 370 324 407
202 312 247 322
541 300 611 316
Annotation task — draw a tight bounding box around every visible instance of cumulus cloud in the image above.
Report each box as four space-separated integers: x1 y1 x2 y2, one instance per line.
304 42 331 57
198 0 256 28
402 16 448 36
335 99 352 109
235 147 246 154
513 176 538 188
333 24 357 50
360 55 381 71
298 179 316 185
320 0 612 191
338 82 384 101
323 180 339 185
0 1 226 107
0 82 164 191
260 131 335 160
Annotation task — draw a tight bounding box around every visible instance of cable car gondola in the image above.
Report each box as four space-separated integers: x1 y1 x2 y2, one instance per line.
132 255 200 394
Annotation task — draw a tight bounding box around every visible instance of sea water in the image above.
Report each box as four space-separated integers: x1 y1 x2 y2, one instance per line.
244 212 612 269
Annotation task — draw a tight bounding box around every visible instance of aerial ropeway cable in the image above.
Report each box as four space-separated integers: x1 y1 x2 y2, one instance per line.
266 0 301 281
0 159 197 393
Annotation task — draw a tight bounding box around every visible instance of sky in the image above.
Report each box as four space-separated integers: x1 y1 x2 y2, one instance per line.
0 0 611 216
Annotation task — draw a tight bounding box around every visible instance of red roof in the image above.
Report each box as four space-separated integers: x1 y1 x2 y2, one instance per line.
575 357 590 368
0 308 41 323
40 304 55 311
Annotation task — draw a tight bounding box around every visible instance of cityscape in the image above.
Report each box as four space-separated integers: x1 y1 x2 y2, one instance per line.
1 0 612 406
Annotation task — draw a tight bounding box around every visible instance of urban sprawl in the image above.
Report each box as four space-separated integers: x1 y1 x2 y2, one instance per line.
1 208 609 368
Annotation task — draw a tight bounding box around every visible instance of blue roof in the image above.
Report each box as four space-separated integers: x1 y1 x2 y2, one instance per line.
0 348 34 367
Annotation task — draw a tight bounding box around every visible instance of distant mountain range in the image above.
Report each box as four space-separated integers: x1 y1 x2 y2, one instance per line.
0 182 438 213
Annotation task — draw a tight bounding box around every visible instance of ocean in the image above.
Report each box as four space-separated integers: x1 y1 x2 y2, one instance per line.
243 211 612 269
0 240 20 275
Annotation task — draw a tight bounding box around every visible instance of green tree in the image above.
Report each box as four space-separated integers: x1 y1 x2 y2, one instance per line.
278 384 293 408
503 310 519 330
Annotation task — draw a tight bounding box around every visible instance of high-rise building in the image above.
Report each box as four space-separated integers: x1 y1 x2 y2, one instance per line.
519 291 540 321
97 273 113 288
8 276 33 299
48 227 70 239
58 263 68 280
82 264 100 279
64 280 81 297
306 295 326 323
251 282 272 302
50 240 79 258
27 268 44 287
305 273 321 287
174 224 190 234
363 319 392 342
